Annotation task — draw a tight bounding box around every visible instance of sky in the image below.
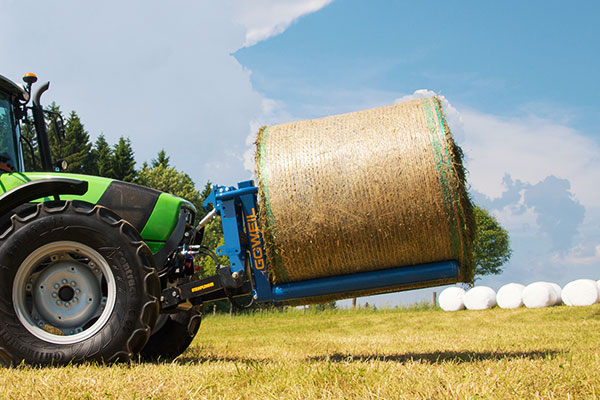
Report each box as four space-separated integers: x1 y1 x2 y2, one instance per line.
2 0 599 306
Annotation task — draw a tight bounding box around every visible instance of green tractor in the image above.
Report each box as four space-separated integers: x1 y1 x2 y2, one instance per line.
0 73 204 365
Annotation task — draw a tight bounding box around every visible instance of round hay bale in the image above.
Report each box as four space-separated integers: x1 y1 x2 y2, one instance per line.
439 286 466 311
562 279 599 306
464 286 496 310
255 97 474 301
522 282 553 308
546 282 562 306
496 283 525 309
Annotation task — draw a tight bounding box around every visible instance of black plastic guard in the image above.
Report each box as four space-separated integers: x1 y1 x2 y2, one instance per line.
97 181 160 233
0 178 88 217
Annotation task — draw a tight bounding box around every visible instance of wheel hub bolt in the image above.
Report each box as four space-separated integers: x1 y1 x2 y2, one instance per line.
51 292 57 298
54 283 60 289
70 281 76 287
56 300 62 306
75 289 81 295
61 279 68 285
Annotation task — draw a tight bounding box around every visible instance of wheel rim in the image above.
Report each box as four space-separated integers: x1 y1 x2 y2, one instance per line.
12 241 117 344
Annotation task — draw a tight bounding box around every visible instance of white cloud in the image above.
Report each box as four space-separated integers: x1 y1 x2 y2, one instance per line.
0 1 330 187
553 243 600 266
492 202 539 233
243 97 294 176
461 110 600 209
233 0 333 47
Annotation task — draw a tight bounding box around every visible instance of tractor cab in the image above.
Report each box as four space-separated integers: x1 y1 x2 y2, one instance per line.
0 72 64 174
0 73 27 172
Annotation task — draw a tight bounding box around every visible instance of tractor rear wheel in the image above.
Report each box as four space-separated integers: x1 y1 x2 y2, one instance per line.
140 306 202 361
0 201 160 366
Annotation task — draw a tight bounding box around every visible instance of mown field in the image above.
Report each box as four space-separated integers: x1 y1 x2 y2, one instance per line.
0 304 599 399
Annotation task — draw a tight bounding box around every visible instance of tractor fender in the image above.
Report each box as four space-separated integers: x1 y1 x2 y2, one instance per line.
0 177 88 217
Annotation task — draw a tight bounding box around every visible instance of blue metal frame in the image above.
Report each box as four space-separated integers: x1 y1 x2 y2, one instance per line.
204 181 460 304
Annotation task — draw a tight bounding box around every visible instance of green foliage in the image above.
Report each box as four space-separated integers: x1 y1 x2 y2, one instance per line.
473 205 512 282
46 102 64 160
92 134 113 178
110 136 136 182
61 111 94 174
308 302 338 312
137 164 198 203
19 102 64 171
151 149 170 168
20 120 38 171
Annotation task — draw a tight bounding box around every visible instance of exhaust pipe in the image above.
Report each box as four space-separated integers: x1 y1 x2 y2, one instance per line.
31 81 53 172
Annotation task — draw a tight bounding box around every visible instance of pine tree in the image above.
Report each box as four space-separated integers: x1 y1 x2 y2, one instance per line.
93 134 113 178
151 149 170 168
45 102 65 161
110 136 136 182
62 111 94 174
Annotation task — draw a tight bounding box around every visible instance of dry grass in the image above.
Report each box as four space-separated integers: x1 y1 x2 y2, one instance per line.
1 304 599 399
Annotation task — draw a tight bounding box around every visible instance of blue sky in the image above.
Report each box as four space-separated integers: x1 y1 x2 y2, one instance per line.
2 1 598 306
236 0 600 134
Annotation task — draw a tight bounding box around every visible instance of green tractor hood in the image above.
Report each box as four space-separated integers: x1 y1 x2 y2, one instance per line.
0 172 195 254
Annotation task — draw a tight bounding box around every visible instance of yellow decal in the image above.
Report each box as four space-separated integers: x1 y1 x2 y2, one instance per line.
191 282 215 293
246 208 265 270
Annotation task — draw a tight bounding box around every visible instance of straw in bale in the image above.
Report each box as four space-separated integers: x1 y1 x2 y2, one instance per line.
255 97 474 302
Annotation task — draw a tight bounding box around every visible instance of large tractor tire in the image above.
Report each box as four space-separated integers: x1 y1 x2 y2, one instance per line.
0 200 160 366
140 306 202 361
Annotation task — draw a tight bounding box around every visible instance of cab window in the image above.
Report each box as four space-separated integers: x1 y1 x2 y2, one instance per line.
0 93 20 171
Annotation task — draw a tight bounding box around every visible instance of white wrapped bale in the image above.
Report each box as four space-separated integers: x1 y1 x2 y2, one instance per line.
546 282 562 306
464 286 496 310
562 279 599 306
496 283 525 309
597 280 600 295
522 282 553 308
439 287 466 311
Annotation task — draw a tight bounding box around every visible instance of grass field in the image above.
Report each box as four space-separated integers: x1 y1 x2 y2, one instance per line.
0 304 599 399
